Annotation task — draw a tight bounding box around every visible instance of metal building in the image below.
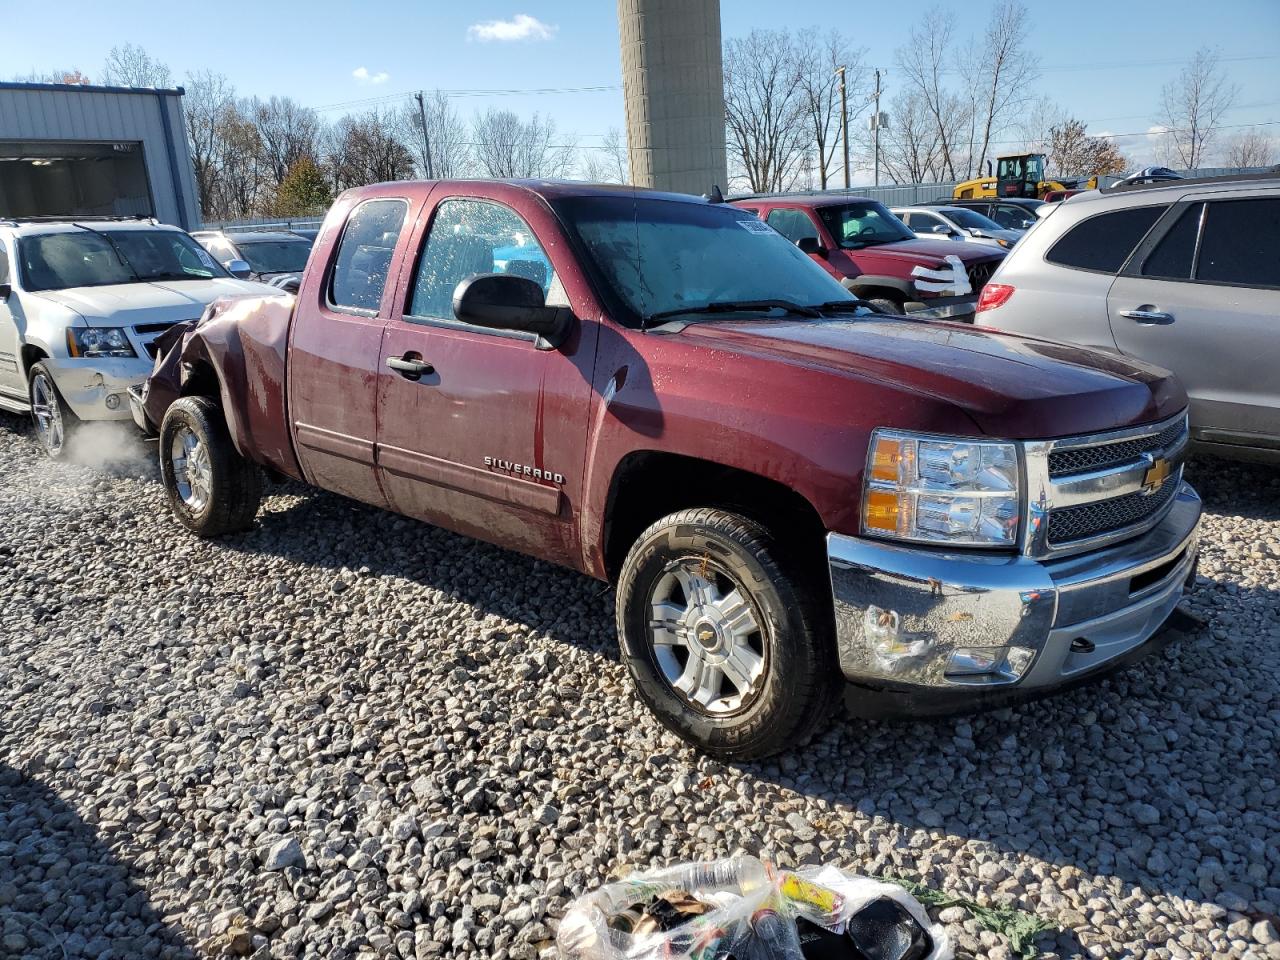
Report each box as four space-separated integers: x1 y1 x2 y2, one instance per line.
0 82 200 229
617 0 727 196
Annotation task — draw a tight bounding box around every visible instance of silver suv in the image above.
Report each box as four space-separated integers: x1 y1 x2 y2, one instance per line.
976 172 1280 463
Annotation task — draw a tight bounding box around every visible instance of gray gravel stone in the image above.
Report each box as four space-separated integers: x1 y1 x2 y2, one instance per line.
1 420 1277 960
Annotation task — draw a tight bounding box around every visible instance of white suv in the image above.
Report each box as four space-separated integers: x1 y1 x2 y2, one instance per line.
0 218 274 458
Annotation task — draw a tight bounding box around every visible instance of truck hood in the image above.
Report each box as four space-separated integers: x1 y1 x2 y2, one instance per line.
673 317 1185 439
843 238 1004 270
30 277 277 326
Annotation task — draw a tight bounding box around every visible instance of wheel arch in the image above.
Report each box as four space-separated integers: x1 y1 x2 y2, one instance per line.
601 450 829 583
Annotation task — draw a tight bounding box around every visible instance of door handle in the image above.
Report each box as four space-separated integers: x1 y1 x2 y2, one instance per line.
386 356 435 381
1119 308 1174 325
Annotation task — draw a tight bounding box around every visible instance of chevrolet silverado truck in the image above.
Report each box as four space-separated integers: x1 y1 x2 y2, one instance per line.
730 193 1005 321
136 180 1201 759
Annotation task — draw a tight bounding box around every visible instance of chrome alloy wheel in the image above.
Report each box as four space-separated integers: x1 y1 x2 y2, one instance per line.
30 371 64 456
170 425 212 512
648 560 768 715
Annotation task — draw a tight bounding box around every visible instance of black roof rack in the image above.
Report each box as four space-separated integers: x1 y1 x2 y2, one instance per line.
0 214 158 226
1102 167 1280 193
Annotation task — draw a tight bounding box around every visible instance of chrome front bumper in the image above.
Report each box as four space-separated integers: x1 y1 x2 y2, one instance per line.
828 482 1201 707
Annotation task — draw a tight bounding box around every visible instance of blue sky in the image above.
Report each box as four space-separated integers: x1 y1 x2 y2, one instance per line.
10 0 1280 176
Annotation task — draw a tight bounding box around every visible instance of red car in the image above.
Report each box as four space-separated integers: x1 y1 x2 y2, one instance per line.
732 193 1005 321
135 180 1199 759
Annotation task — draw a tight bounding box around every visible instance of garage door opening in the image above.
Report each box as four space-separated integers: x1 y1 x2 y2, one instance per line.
0 140 153 219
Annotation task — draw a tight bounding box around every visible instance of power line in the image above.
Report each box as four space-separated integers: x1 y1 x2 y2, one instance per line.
314 83 621 113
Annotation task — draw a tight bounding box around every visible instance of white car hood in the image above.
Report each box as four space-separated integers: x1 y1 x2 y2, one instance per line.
31 277 277 326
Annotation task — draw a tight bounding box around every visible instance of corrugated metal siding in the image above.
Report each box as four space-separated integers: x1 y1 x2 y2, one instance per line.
0 84 200 228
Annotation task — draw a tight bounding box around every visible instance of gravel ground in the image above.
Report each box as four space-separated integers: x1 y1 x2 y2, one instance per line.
0 411 1277 960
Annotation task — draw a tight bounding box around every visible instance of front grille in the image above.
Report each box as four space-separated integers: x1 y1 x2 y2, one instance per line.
134 321 180 335
1049 418 1186 478
1048 472 1180 544
144 341 163 359
967 261 995 290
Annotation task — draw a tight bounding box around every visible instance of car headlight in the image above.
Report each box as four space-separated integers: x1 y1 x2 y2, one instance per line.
66 327 136 359
862 429 1021 547
996 238 1014 248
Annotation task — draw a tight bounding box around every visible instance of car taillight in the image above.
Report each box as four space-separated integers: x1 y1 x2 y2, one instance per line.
977 283 1014 312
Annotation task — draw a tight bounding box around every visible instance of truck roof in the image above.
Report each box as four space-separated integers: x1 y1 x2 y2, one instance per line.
341 178 715 208
728 191 877 207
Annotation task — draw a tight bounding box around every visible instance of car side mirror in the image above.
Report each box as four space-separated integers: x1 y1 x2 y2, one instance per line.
0 283 10 302
277 276 301 295
796 236 827 258
224 258 252 280
453 273 570 350
931 224 951 235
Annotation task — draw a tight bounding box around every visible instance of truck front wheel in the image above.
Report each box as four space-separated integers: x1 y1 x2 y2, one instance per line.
159 396 262 537
616 508 840 759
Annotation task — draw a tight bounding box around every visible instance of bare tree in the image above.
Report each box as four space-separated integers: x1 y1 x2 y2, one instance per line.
100 43 171 87
183 71 236 219
327 110 416 190
794 29 868 189
471 110 574 179
1043 119 1128 177
869 90 948 184
401 91 472 179
252 97 322 190
1156 47 1238 168
1223 129 1275 168
10 68 90 84
963 1 1039 178
723 30 810 193
601 127 629 183
895 8 968 180
214 103 269 218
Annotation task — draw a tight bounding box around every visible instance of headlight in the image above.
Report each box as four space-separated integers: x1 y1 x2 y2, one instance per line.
66 327 136 359
996 238 1014 248
862 429 1021 547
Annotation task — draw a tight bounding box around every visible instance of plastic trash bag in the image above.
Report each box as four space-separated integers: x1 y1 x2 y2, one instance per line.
557 857 951 960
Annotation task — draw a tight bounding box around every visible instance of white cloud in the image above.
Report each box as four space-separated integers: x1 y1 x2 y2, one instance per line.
352 66 389 85
467 13 557 42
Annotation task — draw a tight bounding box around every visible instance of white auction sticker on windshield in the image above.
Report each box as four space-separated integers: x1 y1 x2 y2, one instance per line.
738 219 775 235
196 248 218 270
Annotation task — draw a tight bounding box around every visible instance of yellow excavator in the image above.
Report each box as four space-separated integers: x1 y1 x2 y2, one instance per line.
953 153 1098 200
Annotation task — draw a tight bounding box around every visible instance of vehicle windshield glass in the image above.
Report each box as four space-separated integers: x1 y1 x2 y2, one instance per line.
940 208 1003 231
815 201 916 248
236 239 313 274
18 229 226 291
553 195 854 326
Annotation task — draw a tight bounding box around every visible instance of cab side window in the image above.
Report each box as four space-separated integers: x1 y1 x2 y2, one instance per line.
765 208 818 244
329 199 408 313
408 199 556 324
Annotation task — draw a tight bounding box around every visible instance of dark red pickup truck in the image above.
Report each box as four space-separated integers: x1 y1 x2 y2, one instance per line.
135 180 1201 758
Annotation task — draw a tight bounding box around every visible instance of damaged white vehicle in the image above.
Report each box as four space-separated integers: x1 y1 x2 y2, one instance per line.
0 218 276 458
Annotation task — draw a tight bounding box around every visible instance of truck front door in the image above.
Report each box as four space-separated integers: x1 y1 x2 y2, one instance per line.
288 197 414 508
375 190 598 566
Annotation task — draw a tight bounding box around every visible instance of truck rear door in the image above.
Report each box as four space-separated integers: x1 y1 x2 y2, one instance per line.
374 187 598 567
288 196 418 508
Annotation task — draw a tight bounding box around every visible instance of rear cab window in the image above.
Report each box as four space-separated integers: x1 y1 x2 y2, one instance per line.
1047 205 1166 273
328 198 409 313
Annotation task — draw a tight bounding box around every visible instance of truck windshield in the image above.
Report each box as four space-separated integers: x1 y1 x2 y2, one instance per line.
235 239 312 274
19 229 227 292
553 195 853 327
815 201 916 248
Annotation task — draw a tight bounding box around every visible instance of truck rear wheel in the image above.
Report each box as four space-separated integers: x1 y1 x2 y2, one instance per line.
616 508 840 759
159 396 262 537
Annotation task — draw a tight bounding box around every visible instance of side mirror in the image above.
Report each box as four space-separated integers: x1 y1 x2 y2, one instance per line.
1021 220 1035 230
453 273 569 350
931 224 951 235
796 236 827 258
0 283 10 302
277 276 301 295
224 258 252 280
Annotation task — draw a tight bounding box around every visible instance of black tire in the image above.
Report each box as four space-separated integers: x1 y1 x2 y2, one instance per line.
159 396 262 537
27 361 79 460
866 297 904 315
616 508 840 760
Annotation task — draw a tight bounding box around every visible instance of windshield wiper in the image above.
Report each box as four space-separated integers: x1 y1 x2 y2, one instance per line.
809 300 871 314
70 223 141 282
644 299 821 325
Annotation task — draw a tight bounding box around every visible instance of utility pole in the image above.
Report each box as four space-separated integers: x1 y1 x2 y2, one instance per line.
836 66 850 189
873 68 882 187
414 91 435 180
